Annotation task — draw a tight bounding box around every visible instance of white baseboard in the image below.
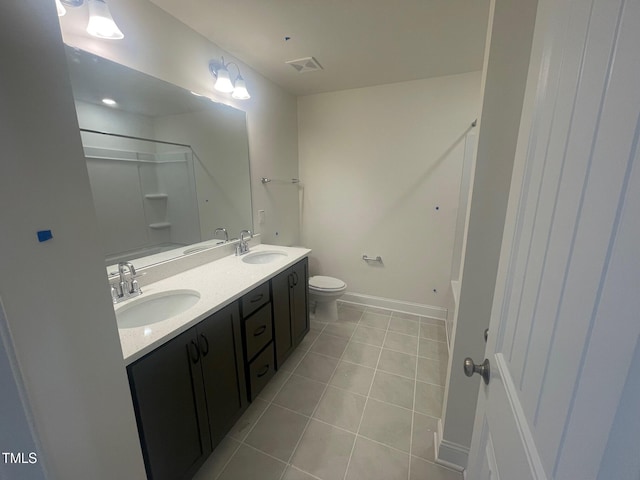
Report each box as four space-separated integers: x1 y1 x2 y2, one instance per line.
434 418 468 472
340 292 447 321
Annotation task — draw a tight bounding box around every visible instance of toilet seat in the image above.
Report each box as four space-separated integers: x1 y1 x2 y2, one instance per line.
309 275 346 292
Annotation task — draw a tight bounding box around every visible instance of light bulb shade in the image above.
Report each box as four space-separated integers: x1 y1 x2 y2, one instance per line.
56 0 67 16
87 0 124 40
214 67 235 93
231 76 251 100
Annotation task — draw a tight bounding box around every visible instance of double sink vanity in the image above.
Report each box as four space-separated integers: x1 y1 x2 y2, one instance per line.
114 244 311 480
65 44 308 479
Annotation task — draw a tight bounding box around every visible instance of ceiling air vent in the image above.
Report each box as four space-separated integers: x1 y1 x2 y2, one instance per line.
285 57 323 73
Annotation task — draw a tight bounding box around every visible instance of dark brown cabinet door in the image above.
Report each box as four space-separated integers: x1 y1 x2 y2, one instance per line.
291 258 309 343
272 258 309 369
127 328 211 480
272 267 294 368
198 302 247 448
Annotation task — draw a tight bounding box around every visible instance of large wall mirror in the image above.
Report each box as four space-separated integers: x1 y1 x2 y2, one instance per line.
64 46 253 270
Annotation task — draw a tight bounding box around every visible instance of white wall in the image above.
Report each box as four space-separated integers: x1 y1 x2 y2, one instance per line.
59 0 300 246
0 1 146 478
439 0 539 467
299 73 481 310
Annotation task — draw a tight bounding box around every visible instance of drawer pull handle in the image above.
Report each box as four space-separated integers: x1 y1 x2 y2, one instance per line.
256 365 270 378
253 325 267 337
250 293 264 303
199 334 210 356
188 340 200 364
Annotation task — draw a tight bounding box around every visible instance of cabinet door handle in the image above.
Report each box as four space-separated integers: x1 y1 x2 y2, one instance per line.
250 293 264 303
253 325 267 337
256 364 270 378
288 273 294 288
188 340 200 364
292 271 299 286
199 334 210 356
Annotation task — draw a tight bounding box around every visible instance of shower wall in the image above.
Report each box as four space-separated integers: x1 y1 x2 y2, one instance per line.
84 140 200 264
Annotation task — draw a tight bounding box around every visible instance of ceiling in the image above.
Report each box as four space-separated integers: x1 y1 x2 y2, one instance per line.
149 0 491 96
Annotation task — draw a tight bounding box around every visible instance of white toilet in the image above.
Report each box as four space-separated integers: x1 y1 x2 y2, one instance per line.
308 275 347 322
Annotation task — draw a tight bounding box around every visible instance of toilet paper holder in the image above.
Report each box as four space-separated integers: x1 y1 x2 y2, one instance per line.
362 255 383 263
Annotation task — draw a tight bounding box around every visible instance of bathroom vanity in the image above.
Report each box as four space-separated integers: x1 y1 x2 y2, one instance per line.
117 245 310 480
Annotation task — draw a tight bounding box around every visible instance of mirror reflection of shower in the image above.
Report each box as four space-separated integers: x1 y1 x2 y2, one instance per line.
65 45 253 270
82 131 201 266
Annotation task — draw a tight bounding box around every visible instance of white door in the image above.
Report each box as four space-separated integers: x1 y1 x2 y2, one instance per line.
467 0 640 478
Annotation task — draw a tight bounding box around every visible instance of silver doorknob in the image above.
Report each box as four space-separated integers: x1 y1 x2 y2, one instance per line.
463 358 490 385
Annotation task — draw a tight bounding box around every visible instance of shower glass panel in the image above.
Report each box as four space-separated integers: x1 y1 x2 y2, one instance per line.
82 131 201 266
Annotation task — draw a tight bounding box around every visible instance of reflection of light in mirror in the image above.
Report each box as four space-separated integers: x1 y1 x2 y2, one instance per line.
101 97 117 106
190 91 204 97
143 327 152 336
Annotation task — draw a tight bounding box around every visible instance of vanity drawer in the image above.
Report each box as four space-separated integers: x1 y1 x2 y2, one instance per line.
244 304 273 361
241 282 270 318
248 343 275 401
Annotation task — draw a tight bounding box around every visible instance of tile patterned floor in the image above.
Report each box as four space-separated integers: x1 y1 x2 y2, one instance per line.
193 303 462 480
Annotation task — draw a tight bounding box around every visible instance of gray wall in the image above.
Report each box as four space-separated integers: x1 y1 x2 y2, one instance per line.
597 336 640 480
0 303 47 480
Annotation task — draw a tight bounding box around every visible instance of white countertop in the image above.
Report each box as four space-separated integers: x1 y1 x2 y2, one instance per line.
117 244 311 365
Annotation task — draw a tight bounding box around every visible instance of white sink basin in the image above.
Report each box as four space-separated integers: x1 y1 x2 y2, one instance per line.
242 250 288 264
116 290 201 329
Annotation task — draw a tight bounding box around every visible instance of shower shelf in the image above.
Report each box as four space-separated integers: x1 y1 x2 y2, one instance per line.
149 222 171 230
145 193 168 199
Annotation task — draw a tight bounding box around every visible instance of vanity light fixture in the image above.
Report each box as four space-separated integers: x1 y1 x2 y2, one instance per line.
59 0 124 40
209 57 251 100
86 0 124 39
56 0 67 16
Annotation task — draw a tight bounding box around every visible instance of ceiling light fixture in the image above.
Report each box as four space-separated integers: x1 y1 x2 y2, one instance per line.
209 57 251 100
101 98 117 106
59 0 124 40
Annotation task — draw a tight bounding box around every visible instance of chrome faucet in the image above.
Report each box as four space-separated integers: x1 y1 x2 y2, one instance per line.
112 261 142 303
213 227 229 243
236 230 252 256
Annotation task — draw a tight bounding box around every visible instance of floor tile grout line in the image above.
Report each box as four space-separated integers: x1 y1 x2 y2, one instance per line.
295 323 436 384
235 412 450 474
212 438 244 480
237 442 290 467
341 314 393 480
285 464 325 480
237 403 425 461
314 314 444 342
277 308 365 480
271 379 441 418
408 317 422 480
